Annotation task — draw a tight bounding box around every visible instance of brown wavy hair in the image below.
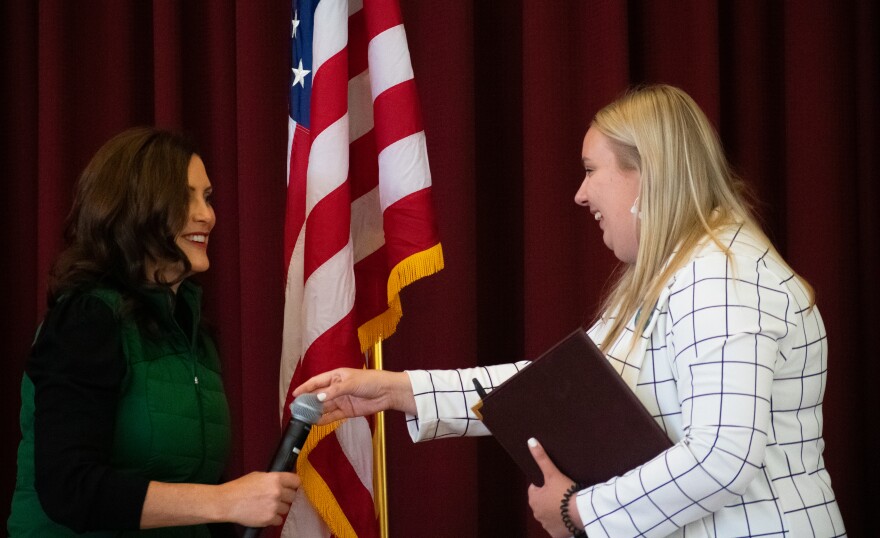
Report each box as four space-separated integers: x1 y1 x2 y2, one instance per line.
48 127 199 306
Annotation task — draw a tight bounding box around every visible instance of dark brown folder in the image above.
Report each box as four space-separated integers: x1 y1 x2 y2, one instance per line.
473 329 672 487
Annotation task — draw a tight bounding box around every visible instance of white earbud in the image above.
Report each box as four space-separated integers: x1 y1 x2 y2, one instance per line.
630 196 642 217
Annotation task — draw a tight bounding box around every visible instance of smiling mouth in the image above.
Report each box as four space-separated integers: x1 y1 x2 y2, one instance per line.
182 234 209 247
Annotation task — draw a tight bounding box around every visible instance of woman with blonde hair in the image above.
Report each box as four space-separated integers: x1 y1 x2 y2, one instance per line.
294 85 846 537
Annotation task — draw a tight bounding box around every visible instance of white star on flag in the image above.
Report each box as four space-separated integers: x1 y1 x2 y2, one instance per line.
291 59 310 88
291 11 299 38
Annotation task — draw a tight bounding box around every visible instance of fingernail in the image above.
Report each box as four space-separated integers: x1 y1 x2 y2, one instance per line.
527 437 538 448
317 392 326 402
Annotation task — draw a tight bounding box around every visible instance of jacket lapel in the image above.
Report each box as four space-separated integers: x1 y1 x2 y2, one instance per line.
609 286 672 389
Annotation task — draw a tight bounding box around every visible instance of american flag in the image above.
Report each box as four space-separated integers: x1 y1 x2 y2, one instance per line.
280 0 443 536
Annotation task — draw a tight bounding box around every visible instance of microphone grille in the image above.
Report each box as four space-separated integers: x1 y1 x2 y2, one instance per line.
290 393 324 424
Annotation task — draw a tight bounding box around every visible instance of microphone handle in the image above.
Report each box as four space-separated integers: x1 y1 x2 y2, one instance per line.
267 419 310 471
242 527 261 538
240 420 312 537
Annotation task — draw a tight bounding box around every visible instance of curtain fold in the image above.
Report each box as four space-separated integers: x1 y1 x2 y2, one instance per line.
1 1 875 536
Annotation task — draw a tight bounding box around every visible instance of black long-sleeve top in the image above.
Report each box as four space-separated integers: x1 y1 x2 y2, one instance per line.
27 293 150 531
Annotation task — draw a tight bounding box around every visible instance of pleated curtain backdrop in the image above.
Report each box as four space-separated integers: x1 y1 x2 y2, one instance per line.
1 1 876 536
0 0 292 525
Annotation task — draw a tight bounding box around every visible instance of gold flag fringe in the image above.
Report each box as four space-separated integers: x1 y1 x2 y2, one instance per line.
297 419 359 538
357 243 445 352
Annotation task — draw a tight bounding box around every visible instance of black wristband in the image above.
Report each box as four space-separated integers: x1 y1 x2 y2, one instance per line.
560 482 586 537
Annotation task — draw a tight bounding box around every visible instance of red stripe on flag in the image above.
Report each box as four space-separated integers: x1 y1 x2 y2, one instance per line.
353 245 389 327
286 310 362 416
348 8 368 77
310 434 379 538
363 0 403 41
303 313 361 375
372 78 423 153
284 125 311 274
302 184 351 281
309 49 348 140
349 130 379 200
383 187 441 267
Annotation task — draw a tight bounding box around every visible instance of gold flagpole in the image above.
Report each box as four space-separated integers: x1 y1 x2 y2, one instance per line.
370 342 389 538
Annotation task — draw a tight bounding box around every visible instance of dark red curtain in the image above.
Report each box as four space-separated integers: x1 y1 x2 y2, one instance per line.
2 1 875 536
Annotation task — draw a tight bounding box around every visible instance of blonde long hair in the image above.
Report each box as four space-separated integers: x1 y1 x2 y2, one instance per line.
594 84 813 352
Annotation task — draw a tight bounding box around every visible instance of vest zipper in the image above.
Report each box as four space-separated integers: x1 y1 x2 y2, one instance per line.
172 288 208 480
190 344 208 476
190 305 207 480
192 351 207 479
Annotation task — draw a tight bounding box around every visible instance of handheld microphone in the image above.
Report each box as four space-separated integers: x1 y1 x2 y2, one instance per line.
241 393 323 538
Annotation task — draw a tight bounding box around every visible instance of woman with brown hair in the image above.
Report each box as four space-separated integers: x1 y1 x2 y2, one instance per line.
9 128 298 537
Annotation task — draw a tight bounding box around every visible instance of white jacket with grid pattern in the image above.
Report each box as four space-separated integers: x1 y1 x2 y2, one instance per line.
404 225 846 537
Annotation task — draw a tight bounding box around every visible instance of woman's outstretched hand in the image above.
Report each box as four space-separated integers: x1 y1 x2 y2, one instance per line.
293 368 416 425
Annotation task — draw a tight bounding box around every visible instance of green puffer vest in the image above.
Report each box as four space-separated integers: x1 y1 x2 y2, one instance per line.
8 282 231 537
